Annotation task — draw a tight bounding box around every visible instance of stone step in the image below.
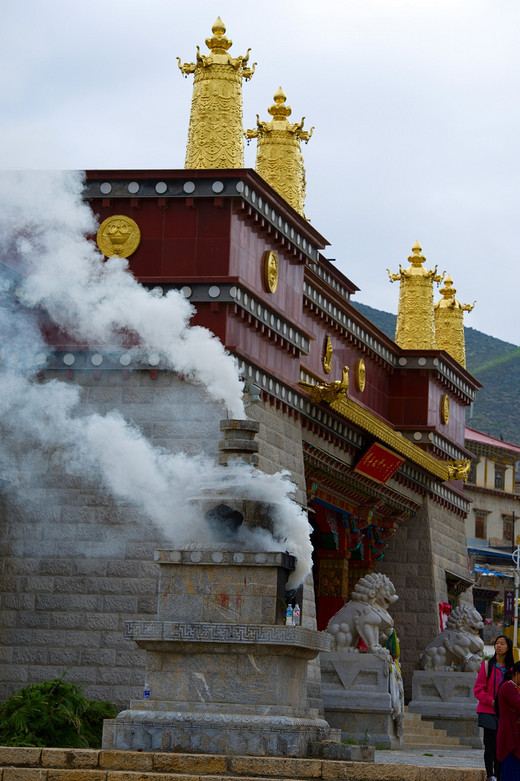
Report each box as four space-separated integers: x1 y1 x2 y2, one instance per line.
402 733 462 747
404 722 449 735
0 746 484 781
401 707 465 750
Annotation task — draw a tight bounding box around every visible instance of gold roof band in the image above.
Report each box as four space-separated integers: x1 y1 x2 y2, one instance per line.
300 370 470 483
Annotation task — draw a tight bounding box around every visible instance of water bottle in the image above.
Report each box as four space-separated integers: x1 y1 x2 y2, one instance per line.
285 604 294 626
293 604 301 626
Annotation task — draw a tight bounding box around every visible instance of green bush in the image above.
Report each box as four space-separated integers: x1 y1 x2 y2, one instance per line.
0 678 117 748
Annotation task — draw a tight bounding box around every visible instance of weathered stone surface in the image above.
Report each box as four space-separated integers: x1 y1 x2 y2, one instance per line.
408 670 482 747
378 497 472 699
3 770 49 781
99 752 153 771
229 756 323 777
105 534 333 755
0 748 42 767
46 772 105 781
320 654 402 749
307 742 372 761
105 773 197 781
152 753 226 773
320 762 419 780
41 750 100 769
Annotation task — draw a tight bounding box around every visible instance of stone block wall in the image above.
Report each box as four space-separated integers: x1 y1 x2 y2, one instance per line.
378 497 472 699
247 402 307 506
0 369 322 711
0 369 224 707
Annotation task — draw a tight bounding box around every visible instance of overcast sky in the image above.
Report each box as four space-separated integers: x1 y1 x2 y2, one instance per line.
1 0 519 345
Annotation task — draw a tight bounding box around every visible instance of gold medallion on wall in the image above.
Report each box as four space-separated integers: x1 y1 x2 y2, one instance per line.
440 394 450 425
355 359 366 392
323 335 333 374
263 250 279 293
97 215 141 258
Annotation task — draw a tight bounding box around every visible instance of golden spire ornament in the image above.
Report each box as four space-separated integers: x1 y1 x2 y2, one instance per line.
245 87 313 215
178 18 255 169
434 275 475 367
387 242 444 350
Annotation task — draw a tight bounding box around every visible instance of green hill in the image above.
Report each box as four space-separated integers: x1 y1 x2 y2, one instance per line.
353 301 520 444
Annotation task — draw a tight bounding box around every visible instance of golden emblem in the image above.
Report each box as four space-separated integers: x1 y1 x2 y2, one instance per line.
323 336 333 374
263 250 279 293
97 215 141 258
440 394 450 425
355 359 366 392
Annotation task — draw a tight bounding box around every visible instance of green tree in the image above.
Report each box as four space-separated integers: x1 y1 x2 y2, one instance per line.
0 678 117 748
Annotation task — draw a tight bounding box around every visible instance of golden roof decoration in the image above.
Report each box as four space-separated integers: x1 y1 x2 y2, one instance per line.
178 17 256 75
434 274 476 367
435 275 476 313
178 19 255 170
245 88 313 215
388 241 445 351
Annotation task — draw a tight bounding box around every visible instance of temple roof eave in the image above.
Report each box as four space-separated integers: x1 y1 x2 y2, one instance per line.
85 168 329 251
327 394 467 483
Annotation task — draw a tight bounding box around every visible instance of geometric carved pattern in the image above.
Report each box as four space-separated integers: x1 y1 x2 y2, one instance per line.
125 620 333 653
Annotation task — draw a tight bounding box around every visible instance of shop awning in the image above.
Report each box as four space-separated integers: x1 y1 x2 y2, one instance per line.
474 563 514 578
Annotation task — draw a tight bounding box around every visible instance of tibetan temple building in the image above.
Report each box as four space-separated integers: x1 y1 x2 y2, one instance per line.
0 19 481 704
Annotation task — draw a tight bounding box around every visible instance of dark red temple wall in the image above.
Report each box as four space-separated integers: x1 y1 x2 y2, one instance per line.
188 303 227 343
299 310 393 418
427 379 467 445
229 213 306 324
224 314 302 385
388 372 466 446
90 198 232 281
387 371 429 425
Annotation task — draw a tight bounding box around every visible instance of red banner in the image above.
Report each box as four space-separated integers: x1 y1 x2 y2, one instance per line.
354 443 405 485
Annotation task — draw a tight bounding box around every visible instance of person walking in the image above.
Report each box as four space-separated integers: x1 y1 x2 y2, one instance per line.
497 660 520 780
474 635 515 781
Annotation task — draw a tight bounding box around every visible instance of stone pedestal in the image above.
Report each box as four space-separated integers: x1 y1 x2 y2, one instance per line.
102 547 334 756
320 653 403 749
408 670 482 748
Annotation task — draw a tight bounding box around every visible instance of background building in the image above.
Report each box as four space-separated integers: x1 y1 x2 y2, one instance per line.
465 426 520 633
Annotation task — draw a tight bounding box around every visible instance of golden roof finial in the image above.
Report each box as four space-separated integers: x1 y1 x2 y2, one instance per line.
434 274 475 367
387 242 445 350
205 17 232 53
178 20 256 169
268 87 292 119
410 241 424 263
245 88 313 216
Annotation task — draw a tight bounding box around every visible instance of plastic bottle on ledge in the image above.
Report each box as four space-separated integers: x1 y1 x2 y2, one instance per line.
293 604 301 626
285 605 294 626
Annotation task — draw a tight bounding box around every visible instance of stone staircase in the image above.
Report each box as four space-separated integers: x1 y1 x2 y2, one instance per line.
0 745 484 781
401 707 465 750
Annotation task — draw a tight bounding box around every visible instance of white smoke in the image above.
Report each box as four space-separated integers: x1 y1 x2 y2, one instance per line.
1 170 244 418
0 170 312 586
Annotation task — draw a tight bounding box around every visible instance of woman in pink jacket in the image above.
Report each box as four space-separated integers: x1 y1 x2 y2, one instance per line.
474 635 515 781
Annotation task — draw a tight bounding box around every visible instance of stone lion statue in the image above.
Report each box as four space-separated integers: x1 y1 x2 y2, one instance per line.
326 573 398 661
419 604 484 672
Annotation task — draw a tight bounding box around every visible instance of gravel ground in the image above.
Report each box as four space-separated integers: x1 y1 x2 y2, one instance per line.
375 747 484 768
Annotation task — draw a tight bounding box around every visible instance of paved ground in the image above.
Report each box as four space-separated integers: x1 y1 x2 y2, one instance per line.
375 747 484 768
